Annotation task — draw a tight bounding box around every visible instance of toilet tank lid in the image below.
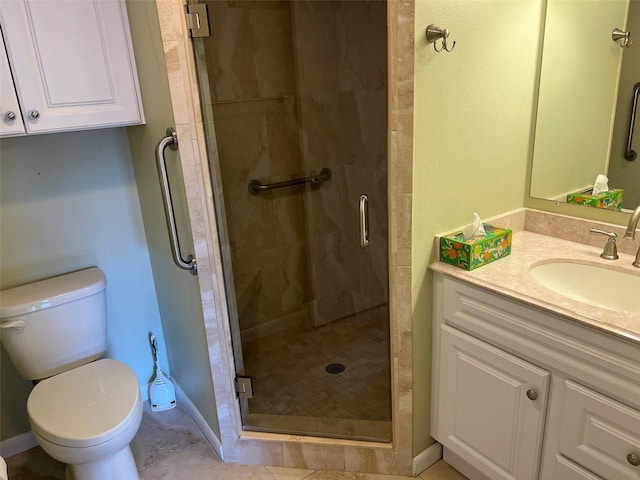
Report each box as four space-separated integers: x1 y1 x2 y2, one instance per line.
0 267 106 319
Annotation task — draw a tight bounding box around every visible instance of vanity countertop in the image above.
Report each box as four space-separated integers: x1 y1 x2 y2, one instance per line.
430 230 640 345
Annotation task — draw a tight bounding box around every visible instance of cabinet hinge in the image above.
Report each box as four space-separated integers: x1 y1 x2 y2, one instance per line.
184 3 210 38
234 375 253 399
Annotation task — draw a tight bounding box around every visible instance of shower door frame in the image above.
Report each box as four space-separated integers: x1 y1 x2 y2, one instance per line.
151 0 416 474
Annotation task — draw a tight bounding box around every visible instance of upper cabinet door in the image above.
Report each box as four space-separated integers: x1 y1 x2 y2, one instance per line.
0 0 143 134
0 39 24 136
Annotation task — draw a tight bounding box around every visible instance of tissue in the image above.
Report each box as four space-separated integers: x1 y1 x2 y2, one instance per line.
592 174 609 196
462 212 486 240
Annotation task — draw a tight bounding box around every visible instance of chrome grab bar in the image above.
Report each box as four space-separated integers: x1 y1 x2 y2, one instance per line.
248 167 332 195
359 194 369 249
624 82 640 161
155 128 198 275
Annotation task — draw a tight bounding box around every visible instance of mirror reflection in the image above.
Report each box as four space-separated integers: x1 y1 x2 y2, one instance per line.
530 0 640 211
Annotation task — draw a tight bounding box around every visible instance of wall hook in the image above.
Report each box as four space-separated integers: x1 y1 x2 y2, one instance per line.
612 27 632 48
426 24 456 53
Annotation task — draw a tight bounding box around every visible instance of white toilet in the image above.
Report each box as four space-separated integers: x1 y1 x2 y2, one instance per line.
0 267 142 480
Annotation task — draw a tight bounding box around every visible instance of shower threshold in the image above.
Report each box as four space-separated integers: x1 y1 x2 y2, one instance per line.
243 413 392 443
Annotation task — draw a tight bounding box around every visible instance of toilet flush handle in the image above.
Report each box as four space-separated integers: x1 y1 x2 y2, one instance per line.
0 320 26 330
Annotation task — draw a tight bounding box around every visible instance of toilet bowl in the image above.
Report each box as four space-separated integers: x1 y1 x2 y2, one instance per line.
0 268 143 480
28 359 142 480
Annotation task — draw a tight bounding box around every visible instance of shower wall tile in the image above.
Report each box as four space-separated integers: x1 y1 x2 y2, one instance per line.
305 176 345 238
335 2 387 93
291 4 341 95
297 94 342 170
205 1 296 102
162 41 191 126
395 112 414 195
292 1 386 95
394 194 412 267
354 90 388 168
204 0 310 333
252 7 298 98
155 0 184 42
213 99 301 185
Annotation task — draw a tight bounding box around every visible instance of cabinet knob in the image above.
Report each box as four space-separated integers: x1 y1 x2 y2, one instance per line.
628 453 640 466
526 389 538 401
5 111 16 121
29 110 40 119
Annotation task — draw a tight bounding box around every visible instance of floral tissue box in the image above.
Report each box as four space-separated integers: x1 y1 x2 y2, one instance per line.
566 188 623 211
440 224 512 271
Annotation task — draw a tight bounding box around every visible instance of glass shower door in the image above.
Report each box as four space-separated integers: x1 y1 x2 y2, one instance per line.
191 0 390 442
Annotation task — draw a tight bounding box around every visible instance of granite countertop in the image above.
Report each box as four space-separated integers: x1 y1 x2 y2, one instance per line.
430 230 640 345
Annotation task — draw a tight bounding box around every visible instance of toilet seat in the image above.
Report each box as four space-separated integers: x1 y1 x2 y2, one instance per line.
27 359 141 448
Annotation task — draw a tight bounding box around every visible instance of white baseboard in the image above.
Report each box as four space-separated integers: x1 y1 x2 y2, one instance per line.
0 431 38 458
173 381 224 461
413 441 443 476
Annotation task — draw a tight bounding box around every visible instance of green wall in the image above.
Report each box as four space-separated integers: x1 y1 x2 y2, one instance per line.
412 0 543 454
125 0 220 439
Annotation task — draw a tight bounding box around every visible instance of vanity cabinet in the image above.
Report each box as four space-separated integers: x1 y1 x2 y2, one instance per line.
432 273 640 480
0 0 143 137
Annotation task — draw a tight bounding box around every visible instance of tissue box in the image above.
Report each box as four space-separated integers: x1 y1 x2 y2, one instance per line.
440 224 512 271
566 188 623 211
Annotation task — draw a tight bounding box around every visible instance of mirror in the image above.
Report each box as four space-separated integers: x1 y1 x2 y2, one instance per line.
529 0 640 211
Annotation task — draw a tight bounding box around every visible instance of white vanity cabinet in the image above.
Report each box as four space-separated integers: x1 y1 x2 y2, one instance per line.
431 273 640 480
0 0 143 137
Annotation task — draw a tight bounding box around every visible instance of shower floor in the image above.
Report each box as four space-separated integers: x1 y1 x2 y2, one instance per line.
241 305 391 440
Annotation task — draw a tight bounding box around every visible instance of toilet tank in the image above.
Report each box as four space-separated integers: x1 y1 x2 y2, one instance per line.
0 267 108 380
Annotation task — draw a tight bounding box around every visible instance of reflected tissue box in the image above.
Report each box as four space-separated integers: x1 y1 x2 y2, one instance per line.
439 224 512 271
566 188 623 211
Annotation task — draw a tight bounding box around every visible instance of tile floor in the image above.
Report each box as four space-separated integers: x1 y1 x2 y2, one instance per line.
5 401 468 480
242 306 391 421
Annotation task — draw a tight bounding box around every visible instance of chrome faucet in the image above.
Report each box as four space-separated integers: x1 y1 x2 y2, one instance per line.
624 205 640 267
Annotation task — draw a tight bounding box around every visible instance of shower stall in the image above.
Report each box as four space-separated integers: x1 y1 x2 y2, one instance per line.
190 0 390 441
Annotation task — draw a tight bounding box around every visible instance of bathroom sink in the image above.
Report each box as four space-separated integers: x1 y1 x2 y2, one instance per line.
529 261 640 314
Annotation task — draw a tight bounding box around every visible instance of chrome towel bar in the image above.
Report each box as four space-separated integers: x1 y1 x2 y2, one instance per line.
248 167 332 195
624 82 640 161
155 128 198 275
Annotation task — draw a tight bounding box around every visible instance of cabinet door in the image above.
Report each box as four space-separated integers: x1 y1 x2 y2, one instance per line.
437 325 550 480
554 455 604 480
0 0 143 134
0 38 24 136
559 380 640 480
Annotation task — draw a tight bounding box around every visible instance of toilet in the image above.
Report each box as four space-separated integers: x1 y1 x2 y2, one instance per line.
0 267 142 480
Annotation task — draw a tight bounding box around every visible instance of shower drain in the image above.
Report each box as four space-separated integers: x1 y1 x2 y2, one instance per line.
325 363 346 374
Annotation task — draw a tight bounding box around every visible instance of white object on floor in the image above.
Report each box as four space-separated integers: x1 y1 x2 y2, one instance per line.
0 456 7 480
149 334 176 412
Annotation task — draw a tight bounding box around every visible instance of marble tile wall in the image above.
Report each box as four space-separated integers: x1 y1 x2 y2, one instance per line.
201 0 312 333
153 0 416 475
292 1 389 326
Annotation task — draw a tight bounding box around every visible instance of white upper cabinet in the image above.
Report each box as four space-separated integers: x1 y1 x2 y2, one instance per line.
0 39 24 135
0 0 144 137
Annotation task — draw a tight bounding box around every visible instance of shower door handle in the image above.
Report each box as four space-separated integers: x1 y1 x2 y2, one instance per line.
359 194 370 248
155 128 198 275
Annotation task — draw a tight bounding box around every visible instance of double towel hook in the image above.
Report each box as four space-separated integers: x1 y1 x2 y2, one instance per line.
612 27 632 48
426 24 456 53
